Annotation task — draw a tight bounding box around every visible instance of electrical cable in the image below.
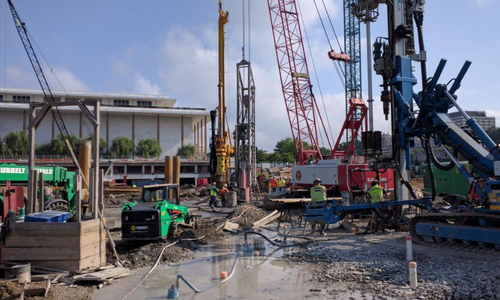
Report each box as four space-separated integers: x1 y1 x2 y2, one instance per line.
320 0 343 52
296 0 335 146
121 235 206 300
311 0 333 51
244 230 313 247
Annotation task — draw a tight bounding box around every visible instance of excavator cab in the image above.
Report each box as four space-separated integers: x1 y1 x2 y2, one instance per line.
141 184 180 205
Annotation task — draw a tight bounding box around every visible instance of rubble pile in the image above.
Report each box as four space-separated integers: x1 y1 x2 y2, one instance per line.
228 204 267 229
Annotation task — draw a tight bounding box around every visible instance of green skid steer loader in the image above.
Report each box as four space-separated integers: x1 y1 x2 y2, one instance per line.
121 184 198 240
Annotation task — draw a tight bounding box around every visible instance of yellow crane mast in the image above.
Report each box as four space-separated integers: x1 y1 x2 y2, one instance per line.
213 0 233 184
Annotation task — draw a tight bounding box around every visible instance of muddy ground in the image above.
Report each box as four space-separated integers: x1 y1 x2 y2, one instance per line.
0 281 93 300
105 193 269 270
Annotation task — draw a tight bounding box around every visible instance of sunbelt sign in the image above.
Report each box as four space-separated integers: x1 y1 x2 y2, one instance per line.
0 167 53 175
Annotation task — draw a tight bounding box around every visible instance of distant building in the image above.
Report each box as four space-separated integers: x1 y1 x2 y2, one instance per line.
449 111 496 130
0 88 210 157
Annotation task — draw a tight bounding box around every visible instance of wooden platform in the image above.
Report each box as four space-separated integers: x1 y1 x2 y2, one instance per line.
2 219 106 271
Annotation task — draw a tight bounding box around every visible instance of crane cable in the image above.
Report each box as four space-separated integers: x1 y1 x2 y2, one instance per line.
296 0 334 149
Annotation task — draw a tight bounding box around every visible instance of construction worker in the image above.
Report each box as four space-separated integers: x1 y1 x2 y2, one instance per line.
269 176 278 193
367 180 386 232
209 182 220 209
368 180 384 203
220 183 229 207
278 176 286 192
310 178 327 235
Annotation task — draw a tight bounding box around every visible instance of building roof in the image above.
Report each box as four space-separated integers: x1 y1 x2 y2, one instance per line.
0 102 209 117
449 111 491 118
0 87 177 107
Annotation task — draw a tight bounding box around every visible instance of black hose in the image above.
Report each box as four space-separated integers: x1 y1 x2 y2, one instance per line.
424 138 437 200
244 231 313 248
425 137 455 171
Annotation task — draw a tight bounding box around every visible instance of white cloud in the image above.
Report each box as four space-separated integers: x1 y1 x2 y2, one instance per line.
132 73 161 95
4 66 89 92
49 68 89 92
113 60 132 77
485 110 500 127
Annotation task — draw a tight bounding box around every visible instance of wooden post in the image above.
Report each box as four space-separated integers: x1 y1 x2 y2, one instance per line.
38 173 44 213
173 156 181 200
93 101 100 220
26 170 33 215
164 156 173 184
32 170 39 213
74 174 82 223
99 169 104 214
27 106 36 214
89 169 95 218
79 141 91 189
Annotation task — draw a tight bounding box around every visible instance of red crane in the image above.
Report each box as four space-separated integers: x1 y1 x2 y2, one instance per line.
267 0 333 165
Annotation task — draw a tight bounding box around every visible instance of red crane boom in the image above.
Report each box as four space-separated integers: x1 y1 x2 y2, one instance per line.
267 0 333 165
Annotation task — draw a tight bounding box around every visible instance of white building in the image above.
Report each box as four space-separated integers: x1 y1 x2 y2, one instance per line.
0 88 210 157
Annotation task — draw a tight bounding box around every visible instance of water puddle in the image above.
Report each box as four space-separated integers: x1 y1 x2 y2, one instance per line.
93 233 328 300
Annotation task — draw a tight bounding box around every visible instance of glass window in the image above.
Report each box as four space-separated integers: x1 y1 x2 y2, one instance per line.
12 95 30 103
114 100 129 106
0 95 3 101
137 101 152 108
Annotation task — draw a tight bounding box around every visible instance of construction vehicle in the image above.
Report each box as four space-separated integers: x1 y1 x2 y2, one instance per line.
0 163 76 213
266 0 394 203
340 0 500 247
121 184 198 241
210 1 234 185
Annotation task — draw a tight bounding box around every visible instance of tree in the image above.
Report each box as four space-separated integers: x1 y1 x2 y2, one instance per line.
86 133 107 155
4 131 29 156
36 143 52 155
49 134 82 155
110 137 135 157
337 138 363 155
177 145 195 158
320 147 331 156
486 127 500 144
256 148 269 163
136 138 162 158
270 137 312 163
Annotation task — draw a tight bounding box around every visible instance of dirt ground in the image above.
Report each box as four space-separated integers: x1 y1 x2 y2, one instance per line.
105 192 268 270
0 281 93 300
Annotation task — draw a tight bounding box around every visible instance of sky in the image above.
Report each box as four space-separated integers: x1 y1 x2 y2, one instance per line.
0 0 499 152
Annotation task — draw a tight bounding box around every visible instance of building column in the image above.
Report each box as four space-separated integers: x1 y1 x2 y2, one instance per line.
22 110 26 132
193 124 196 157
51 111 55 139
132 113 135 146
157 114 160 143
79 112 83 138
106 113 109 153
204 116 208 159
181 115 184 147
197 121 200 160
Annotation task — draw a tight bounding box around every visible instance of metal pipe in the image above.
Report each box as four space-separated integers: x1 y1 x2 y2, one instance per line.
366 21 374 131
445 91 470 121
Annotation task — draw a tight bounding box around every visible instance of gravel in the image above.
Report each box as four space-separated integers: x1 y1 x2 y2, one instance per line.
287 232 500 300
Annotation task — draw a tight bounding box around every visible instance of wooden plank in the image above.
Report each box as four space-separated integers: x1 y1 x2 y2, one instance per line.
10 253 105 272
223 221 240 233
6 229 105 247
251 210 278 227
252 214 281 229
73 267 129 282
8 219 100 233
3 241 103 261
